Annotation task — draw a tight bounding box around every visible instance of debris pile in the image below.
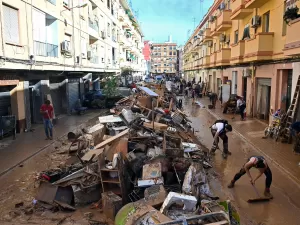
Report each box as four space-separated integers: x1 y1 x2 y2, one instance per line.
25 84 239 224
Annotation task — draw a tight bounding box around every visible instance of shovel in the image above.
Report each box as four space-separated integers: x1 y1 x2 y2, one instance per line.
247 184 270 203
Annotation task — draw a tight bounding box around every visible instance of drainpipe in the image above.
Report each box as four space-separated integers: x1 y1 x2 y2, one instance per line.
250 64 256 118
0 0 5 58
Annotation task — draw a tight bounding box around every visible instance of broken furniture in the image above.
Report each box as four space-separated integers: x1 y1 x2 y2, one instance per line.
102 191 123 221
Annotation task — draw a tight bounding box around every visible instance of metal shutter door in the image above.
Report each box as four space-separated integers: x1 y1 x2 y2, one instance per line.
67 82 79 113
257 78 271 86
0 92 11 116
50 83 64 116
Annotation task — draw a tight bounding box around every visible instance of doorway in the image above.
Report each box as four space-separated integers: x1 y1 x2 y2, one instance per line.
286 70 292 110
256 78 271 120
208 75 212 92
232 71 237 94
213 72 217 92
243 77 247 101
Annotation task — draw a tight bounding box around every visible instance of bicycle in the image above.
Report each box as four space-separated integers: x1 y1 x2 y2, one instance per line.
264 110 284 139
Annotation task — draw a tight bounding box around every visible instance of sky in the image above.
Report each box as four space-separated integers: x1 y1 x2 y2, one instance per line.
130 0 214 46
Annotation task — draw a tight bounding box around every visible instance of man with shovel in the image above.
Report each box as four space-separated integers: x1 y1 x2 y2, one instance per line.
40 100 54 140
227 156 273 199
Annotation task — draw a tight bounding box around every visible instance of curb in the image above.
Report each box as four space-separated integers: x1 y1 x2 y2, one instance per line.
0 115 98 177
206 108 300 188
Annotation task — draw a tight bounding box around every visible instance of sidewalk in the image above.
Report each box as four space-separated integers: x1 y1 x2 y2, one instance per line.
197 97 300 185
0 110 103 176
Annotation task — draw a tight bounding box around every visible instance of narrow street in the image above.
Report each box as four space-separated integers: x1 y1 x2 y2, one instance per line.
183 98 300 225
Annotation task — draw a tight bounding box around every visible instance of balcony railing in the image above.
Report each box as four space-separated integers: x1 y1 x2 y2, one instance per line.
216 10 232 32
230 0 252 20
284 18 300 56
230 41 245 64
34 41 58 57
89 19 99 32
216 48 231 66
244 32 274 62
245 0 270 9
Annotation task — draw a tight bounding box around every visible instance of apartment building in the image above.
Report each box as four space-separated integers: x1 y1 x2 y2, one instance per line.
184 0 300 121
151 42 178 76
143 40 151 76
0 0 144 132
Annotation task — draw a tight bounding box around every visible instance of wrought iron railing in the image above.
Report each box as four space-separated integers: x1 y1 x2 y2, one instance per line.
34 41 58 57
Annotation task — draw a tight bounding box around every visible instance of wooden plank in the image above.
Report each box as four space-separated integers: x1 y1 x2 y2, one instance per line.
143 122 168 131
138 86 159 97
81 148 104 161
94 129 129 149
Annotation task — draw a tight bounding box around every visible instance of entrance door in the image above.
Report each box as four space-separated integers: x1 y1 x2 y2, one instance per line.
217 78 222 96
213 72 217 92
232 71 237 94
208 75 212 92
257 78 272 120
286 70 293 110
243 77 247 101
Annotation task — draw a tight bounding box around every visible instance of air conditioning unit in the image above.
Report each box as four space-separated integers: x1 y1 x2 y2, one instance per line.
219 2 226 10
207 41 213 47
61 40 71 52
251 15 261 28
101 31 106 39
198 30 204 36
126 33 131 38
243 68 252 77
209 15 215 22
219 34 226 42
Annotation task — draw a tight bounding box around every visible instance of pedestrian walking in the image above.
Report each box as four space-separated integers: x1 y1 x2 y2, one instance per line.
210 120 232 158
236 96 246 120
227 156 273 199
40 100 54 140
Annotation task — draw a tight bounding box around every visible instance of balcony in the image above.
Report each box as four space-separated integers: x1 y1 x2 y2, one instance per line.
216 10 232 32
245 0 270 9
210 21 221 37
203 28 213 43
284 18 300 56
230 41 245 64
203 55 210 68
209 52 217 67
230 0 253 20
88 19 99 38
244 32 274 62
47 0 56 5
34 41 58 57
216 48 231 66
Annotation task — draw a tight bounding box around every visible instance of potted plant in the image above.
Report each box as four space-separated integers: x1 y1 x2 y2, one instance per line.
284 6 300 25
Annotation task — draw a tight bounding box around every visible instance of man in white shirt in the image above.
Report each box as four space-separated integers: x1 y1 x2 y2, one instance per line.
210 120 233 159
236 96 246 120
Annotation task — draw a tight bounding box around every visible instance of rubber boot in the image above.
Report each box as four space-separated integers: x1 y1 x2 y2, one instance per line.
227 181 235 188
222 152 228 159
210 145 217 155
264 189 273 199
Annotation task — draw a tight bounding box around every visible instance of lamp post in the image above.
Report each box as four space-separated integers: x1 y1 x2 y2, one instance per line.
60 3 88 14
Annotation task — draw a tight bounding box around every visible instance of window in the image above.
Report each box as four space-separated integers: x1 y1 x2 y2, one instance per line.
64 34 72 52
214 43 216 52
107 23 111 36
234 30 238 44
112 47 115 61
169 51 172 55
173 52 176 55
169 47 172 50
112 28 116 41
173 46 176 50
242 25 250 40
107 0 110 9
263 11 270 32
3 4 20 44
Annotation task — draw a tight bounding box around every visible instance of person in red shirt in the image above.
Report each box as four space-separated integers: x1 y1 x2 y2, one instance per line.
40 100 54 140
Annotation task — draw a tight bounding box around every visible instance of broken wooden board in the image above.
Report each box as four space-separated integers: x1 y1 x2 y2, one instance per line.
138 86 159 97
99 115 122 123
81 148 104 161
143 122 168 131
94 129 129 149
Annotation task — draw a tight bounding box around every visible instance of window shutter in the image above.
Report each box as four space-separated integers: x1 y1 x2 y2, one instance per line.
3 5 20 44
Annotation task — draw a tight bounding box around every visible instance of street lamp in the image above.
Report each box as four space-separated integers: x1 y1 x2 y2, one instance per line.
61 2 88 13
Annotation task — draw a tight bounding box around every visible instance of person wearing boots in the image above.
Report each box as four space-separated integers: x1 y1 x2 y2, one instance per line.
227 156 273 198
210 121 233 158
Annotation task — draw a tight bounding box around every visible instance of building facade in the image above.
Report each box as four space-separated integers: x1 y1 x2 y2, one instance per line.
151 42 178 76
0 0 144 132
177 46 183 78
183 0 300 121
142 40 151 76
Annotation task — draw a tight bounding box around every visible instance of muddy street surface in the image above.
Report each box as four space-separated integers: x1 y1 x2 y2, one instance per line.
0 100 300 225
183 99 300 225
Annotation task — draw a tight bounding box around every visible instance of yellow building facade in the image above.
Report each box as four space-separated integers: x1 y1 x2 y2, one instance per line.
184 0 300 121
